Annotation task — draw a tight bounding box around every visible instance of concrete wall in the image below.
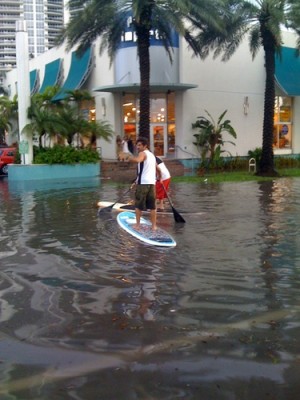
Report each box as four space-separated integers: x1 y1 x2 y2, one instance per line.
8 163 100 181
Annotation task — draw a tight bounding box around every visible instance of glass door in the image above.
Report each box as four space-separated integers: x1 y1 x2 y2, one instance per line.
150 125 167 157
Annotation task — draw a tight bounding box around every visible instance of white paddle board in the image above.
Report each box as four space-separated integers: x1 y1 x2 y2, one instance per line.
98 201 135 212
98 201 202 215
117 211 176 247
98 201 175 215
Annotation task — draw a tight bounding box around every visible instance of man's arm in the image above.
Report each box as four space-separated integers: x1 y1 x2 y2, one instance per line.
128 151 146 163
156 164 162 180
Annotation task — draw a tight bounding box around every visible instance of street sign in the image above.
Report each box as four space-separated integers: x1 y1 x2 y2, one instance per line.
19 140 29 154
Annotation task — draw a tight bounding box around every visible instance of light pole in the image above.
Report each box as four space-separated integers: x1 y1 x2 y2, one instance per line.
16 19 33 164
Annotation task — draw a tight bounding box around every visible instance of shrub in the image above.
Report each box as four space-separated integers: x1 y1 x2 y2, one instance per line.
33 145 100 165
223 157 248 171
274 156 300 169
248 147 262 164
192 110 237 170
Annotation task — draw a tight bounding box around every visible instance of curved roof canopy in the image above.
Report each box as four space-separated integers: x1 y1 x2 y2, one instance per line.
275 47 300 96
52 47 93 101
30 69 39 94
39 58 62 93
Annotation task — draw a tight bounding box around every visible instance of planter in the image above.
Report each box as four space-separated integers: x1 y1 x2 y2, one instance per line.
8 162 100 181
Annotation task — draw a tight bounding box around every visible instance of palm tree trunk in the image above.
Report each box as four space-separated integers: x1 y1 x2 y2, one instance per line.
138 39 150 141
258 40 278 176
135 7 152 142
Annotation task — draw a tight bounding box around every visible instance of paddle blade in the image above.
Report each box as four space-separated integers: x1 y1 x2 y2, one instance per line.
172 206 186 223
98 187 132 215
98 204 114 213
160 181 185 223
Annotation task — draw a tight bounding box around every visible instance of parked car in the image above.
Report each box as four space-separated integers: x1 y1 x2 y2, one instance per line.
0 147 17 175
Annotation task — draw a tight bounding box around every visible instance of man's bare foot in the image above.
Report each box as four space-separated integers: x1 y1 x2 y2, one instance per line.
133 224 142 231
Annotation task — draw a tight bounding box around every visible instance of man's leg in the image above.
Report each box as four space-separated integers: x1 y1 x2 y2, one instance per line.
135 208 142 228
150 209 157 230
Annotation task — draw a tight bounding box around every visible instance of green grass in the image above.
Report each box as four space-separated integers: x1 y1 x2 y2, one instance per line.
173 168 300 184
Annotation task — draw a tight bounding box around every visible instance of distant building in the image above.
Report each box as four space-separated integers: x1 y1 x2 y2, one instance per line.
0 0 65 74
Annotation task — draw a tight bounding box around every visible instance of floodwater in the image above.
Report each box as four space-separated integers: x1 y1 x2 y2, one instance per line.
0 176 300 400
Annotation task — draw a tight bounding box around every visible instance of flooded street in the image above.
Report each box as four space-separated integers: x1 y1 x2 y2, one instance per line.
0 176 300 399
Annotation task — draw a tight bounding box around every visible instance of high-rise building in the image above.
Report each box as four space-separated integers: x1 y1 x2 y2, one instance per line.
0 0 64 75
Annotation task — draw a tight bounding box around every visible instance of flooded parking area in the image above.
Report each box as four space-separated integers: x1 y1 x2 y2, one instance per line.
0 176 300 399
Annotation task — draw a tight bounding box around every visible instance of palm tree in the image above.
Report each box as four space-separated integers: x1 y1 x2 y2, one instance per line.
0 96 12 144
0 95 18 145
195 0 300 177
63 89 93 104
56 103 114 146
58 89 114 146
55 104 87 146
82 119 115 148
24 88 114 148
24 97 66 147
60 0 221 140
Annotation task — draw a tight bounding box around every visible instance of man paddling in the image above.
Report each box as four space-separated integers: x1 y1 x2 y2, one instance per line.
128 137 157 230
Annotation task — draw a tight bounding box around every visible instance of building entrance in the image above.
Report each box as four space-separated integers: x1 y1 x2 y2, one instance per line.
150 124 167 157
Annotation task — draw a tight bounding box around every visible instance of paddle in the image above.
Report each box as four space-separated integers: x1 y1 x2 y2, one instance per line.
98 187 132 213
161 182 186 223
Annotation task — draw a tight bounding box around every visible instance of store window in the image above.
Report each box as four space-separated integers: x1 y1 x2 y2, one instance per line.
122 92 176 156
150 95 166 123
123 94 138 144
273 96 292 150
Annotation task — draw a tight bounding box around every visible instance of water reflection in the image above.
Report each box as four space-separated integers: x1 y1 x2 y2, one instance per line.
0 177 300 399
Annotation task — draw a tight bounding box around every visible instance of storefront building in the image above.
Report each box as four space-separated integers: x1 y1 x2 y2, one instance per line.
3 29 300 161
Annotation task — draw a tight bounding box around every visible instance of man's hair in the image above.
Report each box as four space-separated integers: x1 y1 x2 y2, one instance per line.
136 136 148 147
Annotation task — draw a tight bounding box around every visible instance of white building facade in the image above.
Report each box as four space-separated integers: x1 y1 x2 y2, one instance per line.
3 28 300 162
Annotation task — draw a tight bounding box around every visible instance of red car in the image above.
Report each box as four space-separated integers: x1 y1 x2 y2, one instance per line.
0 147 17 175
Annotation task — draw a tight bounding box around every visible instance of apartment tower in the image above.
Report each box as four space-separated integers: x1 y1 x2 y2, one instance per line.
0 0 64 79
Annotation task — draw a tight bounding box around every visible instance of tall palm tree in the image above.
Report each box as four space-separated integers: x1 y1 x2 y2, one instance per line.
61 0 221 140
195 0 300 177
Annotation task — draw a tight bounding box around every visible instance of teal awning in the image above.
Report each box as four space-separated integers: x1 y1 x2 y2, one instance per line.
275 46 300 96
93 82 197 93
52 47 93 101
39 58 62 93
30 69 39 94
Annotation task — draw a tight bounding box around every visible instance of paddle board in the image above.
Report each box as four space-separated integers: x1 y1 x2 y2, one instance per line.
98 201 201 215
98 201 175 214
117 211 176 247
